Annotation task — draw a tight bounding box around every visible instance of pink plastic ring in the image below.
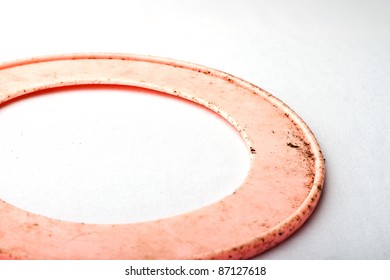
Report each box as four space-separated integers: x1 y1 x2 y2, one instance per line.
0 53 325 259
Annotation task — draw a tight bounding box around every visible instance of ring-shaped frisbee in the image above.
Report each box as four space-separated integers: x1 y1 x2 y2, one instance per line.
0 53 324 259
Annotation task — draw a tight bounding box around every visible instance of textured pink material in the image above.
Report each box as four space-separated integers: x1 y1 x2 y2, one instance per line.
0 53 325 259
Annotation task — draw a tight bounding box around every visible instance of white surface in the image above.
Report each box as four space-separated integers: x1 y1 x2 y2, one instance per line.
0 0 389 259
0 86 250 224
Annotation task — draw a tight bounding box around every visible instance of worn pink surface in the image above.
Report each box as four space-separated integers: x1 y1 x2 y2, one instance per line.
0 54 325 259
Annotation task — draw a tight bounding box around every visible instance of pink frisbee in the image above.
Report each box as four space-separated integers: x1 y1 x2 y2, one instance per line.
0 53 325 259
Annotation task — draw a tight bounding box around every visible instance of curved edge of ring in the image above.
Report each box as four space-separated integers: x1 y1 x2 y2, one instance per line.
192 74 326 260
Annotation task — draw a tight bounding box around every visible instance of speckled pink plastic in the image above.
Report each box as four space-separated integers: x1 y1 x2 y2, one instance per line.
0 53 325 259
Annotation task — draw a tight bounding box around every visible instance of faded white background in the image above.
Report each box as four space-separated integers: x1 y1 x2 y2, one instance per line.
0 0 389 259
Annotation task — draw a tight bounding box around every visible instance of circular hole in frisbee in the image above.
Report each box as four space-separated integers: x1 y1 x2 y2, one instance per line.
0 85 251 224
